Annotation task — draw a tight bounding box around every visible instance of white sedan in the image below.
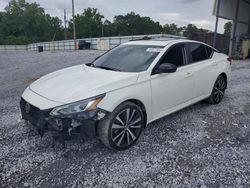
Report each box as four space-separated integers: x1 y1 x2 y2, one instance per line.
20 39 231 150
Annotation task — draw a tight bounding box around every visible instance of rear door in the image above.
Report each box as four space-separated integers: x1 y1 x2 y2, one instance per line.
185 43 217 100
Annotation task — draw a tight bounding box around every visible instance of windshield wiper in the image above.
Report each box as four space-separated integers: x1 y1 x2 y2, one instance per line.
85 63 94 67
95 66 121 72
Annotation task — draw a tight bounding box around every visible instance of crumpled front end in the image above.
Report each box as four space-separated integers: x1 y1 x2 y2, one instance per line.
20 97 108 139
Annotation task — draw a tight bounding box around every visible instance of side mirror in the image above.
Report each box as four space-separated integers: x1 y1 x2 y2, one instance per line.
157 63 177 73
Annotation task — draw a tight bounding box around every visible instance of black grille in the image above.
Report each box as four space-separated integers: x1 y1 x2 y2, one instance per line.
20 98 50 126
21 98 38 116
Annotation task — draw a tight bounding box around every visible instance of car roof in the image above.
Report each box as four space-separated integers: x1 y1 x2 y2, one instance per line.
123 39 176 46
123 39 213 48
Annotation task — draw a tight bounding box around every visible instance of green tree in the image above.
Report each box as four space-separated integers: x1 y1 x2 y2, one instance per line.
182 24 209 38
0 0 63 44
102 19 116 37
0 3 213 45
0 12 5 21
45 15 64 41
0 12 5 43
68 8 104 38
163 23 182 35
112 12 162 36
224 22 232 36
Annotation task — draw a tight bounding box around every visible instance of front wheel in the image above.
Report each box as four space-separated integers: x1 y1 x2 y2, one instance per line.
206 75 227 104
97 102 145 150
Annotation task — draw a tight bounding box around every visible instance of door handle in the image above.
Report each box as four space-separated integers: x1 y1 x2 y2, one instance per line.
185 72 193 78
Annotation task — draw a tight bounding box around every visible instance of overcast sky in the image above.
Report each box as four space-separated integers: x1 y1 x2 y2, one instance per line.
0 0 227 33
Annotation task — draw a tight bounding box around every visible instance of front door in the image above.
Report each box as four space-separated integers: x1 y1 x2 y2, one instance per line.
150 44 194 120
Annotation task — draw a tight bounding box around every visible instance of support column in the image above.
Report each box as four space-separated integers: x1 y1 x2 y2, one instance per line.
213 0 221 48
230 0 240 56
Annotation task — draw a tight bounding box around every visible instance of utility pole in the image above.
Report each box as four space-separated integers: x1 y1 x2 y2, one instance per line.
101 19 105 37
213 0 221 48
64 9 67 40
102 23 104 37
72 0 76 50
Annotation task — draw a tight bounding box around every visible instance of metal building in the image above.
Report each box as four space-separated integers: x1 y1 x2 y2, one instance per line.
213 0 250 57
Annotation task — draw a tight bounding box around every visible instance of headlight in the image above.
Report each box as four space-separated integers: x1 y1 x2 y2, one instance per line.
50 94 105 116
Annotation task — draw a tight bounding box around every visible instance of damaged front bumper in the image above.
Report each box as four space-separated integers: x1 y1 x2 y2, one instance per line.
20 98 107 138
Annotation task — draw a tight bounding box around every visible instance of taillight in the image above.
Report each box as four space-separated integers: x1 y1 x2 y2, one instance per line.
227 57 232 65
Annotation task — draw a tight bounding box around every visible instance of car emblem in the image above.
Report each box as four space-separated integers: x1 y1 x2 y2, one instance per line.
25 103 31 114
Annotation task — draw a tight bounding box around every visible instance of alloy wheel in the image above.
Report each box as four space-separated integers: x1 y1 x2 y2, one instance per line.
111 108 143 148
213 77 226 103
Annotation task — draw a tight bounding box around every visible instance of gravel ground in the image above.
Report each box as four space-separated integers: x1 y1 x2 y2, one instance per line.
0 50 249 188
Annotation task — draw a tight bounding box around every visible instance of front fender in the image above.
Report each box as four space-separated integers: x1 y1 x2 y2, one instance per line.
97 81 152 123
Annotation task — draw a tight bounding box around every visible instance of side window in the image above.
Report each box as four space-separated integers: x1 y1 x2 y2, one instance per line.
205 46 214 58
161 45 185 67
186 43 207 63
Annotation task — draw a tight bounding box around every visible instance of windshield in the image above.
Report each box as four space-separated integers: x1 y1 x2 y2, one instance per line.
92 45 163 72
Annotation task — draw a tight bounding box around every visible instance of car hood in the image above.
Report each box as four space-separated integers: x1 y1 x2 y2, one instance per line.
30 65 139 104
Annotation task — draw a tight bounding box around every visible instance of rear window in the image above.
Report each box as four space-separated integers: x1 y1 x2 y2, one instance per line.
186 43 208 63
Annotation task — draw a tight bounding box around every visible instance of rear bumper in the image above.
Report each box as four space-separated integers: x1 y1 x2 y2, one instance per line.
20 98 103 138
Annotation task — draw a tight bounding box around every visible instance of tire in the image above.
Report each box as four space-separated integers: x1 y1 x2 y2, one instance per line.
97 102 145 150
206 75 227 104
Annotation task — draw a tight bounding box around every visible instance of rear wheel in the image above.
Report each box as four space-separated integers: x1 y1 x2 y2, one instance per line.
98 102 144 150
206 75 227 104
